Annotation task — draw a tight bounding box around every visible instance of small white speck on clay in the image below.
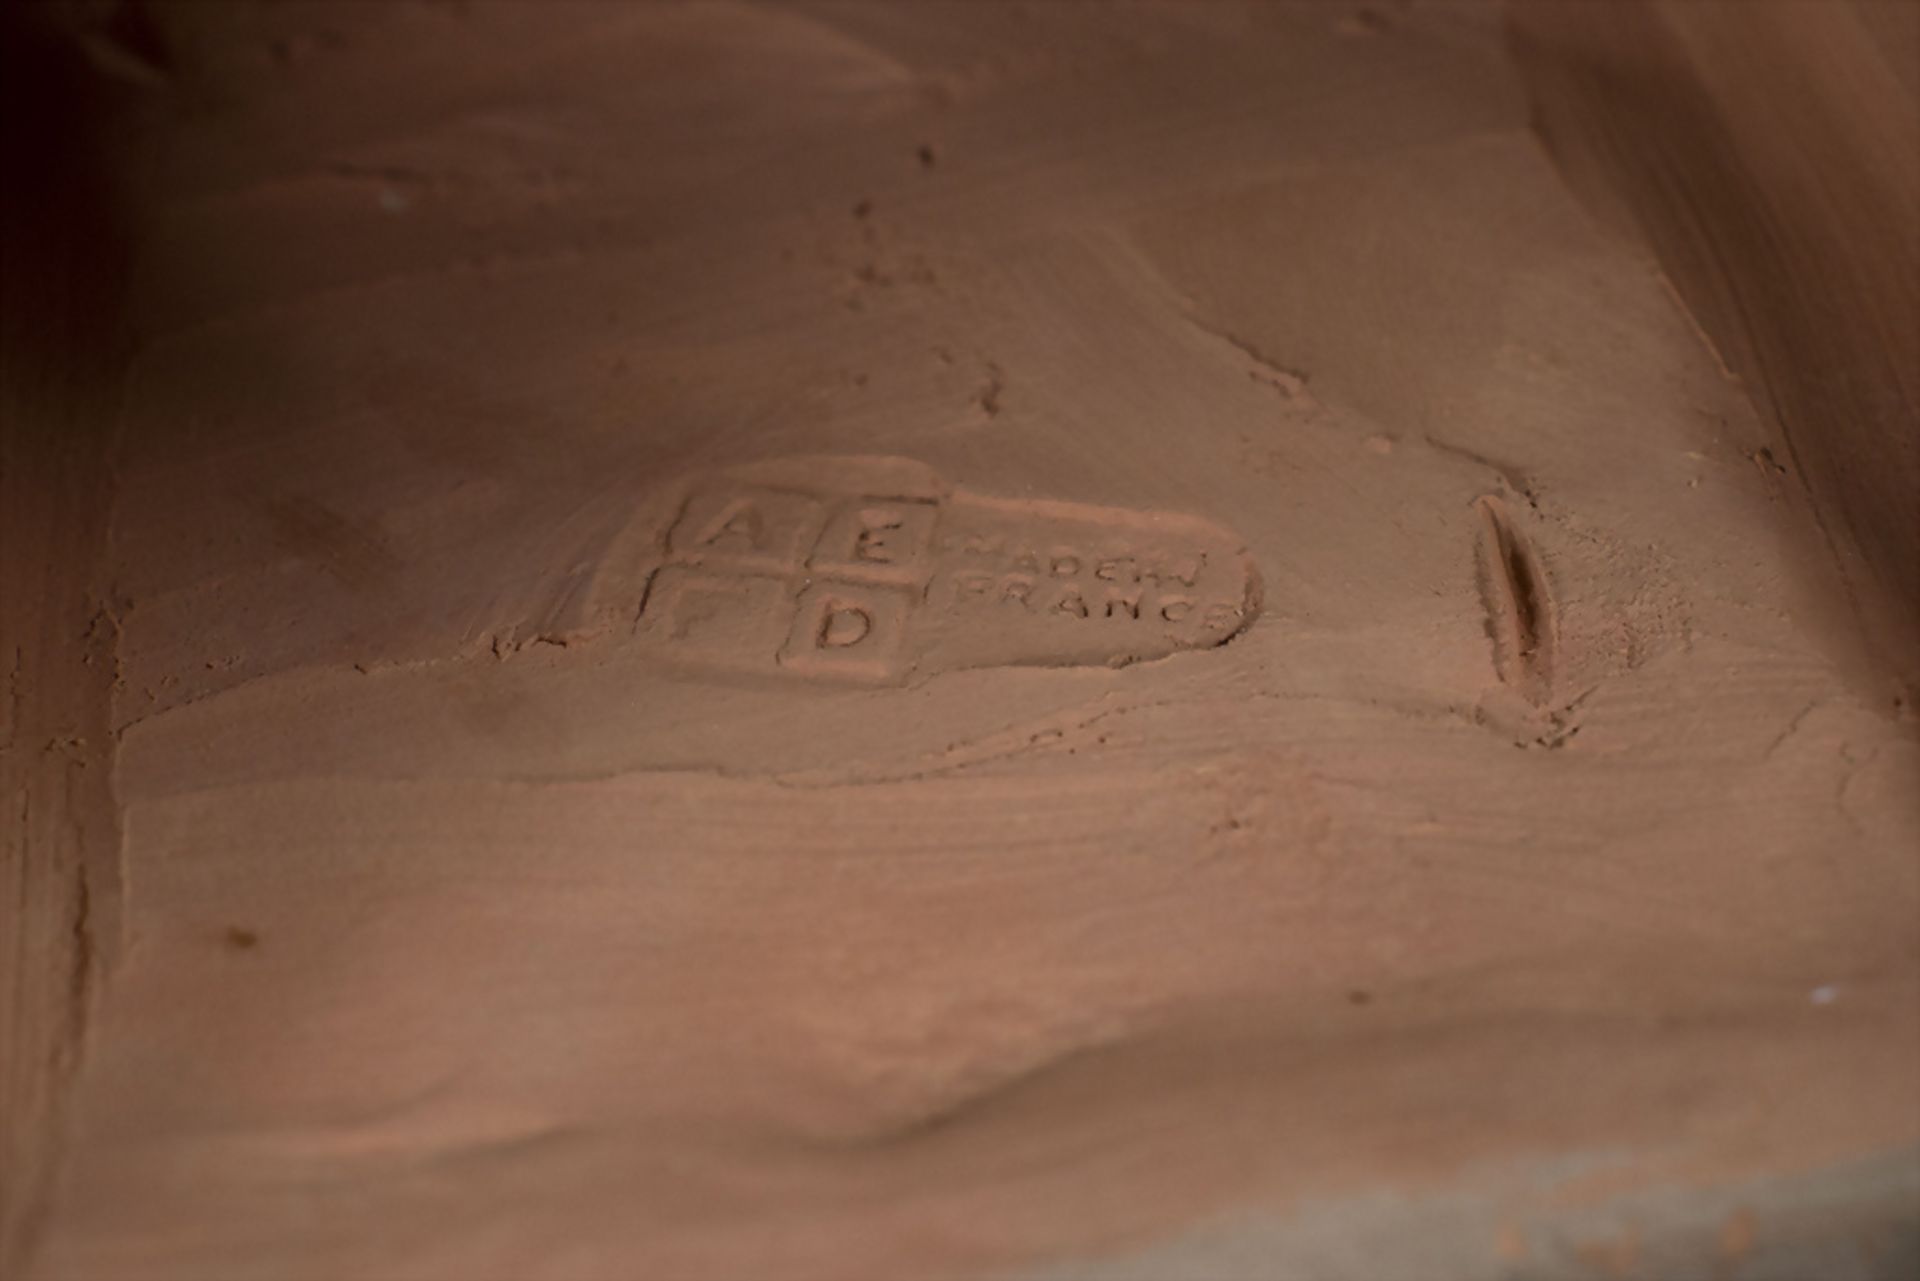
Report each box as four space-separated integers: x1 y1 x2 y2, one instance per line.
1809 985 1839 1006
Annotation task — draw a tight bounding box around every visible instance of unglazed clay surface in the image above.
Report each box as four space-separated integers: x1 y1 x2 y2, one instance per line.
4 3 1916 1279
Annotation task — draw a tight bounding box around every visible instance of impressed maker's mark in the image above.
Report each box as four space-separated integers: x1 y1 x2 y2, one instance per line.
636 457 1259 685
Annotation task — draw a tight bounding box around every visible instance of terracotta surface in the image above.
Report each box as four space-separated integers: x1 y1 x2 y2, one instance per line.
4 3 1916 1278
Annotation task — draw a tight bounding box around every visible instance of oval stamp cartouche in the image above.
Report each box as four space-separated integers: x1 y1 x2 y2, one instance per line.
636 457 1260 685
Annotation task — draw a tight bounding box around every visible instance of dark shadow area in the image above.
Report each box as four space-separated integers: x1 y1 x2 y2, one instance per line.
0 1 159 1270
1509 1 1920 709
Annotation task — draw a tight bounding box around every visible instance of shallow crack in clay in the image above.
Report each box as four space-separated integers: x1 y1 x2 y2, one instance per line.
1474 493 1558 709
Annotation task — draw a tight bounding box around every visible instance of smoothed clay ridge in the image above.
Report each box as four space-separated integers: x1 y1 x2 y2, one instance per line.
636 456 1260 685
